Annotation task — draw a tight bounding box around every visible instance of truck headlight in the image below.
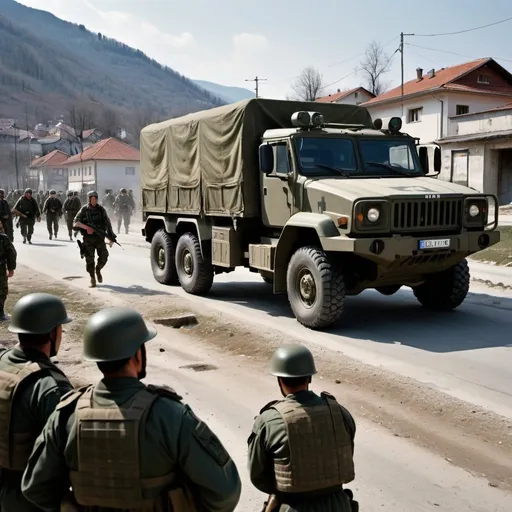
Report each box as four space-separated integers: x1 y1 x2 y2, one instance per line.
468 204 480 217
464 197 488 227
367 208 380 222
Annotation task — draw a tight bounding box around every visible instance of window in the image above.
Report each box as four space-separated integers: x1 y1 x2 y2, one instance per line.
456 105 469 116
408 107 423 123
88 166 92 176
125 166 135 175
451 150 469 186
477 74 491 84
274 144 290 174
69 169 72 177
359 140 422 175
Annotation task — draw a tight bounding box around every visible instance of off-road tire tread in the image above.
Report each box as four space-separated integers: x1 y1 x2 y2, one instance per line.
176 233 214 295
413 259 470 311
287 246 345 329
150 229 179 285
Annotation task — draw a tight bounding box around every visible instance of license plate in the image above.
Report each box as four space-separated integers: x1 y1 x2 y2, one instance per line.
419 239 450 250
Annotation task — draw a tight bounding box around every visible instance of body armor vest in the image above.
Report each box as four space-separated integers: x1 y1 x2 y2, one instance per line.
83 206 105 231
116 195 130 212
271 393 355 494
67 385 179 510
64 197 81 213
0 354 68 470
45 197 61 214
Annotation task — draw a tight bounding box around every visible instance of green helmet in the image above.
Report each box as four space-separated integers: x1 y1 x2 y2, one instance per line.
8 293 72 334
67 190 73 196
120 188 127 194
24 188 32 195
83 307 157 362
88 190 98 199
269 344 317 378
50 189 56 195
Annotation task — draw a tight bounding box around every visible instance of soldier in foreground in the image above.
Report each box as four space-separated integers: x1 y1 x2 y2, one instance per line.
63 191 81 241
0 219 16 321
114 187 135 234
43 189 63 240
74 191 115 288
248 344 358 512
12 188 41 244
0 293 73 511
0 189 14 242
22 307 242 511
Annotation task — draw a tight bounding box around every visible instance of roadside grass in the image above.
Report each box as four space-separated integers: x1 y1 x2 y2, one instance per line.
471 226 512 266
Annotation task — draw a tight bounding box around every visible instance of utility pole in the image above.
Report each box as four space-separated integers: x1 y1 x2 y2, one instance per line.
400 32 415 117
245 76 267 98
13 121 19 189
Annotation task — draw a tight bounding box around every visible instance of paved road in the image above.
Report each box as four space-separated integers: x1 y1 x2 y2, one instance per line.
12 223 512 419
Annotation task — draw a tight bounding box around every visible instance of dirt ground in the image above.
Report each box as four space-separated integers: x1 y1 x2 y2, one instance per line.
1 266 511 493
471 226 512 266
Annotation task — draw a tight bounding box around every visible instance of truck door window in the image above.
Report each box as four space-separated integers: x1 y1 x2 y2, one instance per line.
274 143 290 175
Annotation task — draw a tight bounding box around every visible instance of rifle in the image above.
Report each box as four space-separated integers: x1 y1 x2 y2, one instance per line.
76 239 86 259
86 223 122 248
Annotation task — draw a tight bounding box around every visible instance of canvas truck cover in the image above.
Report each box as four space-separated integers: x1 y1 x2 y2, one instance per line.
140 98 373 217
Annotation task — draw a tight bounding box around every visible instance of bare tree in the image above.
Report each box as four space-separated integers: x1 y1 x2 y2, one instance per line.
66 101 96 151
99 107 120 138
291 67 325 101
359 41 392 96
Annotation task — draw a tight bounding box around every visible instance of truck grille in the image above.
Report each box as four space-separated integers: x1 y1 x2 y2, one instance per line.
392 198 463 232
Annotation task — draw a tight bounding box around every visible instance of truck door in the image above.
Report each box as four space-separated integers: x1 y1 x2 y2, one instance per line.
261 142 293 228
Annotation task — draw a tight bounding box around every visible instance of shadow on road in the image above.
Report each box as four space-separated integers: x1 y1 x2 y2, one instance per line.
209 281 512 353
26 242 67 248
98 284 172 296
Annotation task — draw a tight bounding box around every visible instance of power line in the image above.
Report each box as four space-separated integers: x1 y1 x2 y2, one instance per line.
406 42 512 64
322 69 359 90
412 15 512 37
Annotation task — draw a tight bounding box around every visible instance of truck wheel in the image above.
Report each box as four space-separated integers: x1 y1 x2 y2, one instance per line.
150 229 179 285
413 259 470 311
376 285 402 296
287 246 345 329
175 233 214 295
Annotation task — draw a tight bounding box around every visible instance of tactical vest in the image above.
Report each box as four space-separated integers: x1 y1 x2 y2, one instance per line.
0 353 68 471
271 392 355 494
116 195 131 212
46 197 61 213
83 206 106 231
66 384 183 510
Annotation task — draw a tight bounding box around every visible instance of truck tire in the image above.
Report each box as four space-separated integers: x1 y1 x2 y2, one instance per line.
150 229 179 285
413 259 470 311
286 246 345 329
175 233 214 295
376 285 402 296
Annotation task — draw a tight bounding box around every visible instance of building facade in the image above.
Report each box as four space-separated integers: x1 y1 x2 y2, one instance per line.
316 87 375 106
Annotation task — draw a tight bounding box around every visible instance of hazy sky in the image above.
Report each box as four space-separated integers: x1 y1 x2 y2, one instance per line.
17 0 512 98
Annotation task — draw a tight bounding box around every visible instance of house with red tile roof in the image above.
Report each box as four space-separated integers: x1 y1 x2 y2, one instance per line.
27 150 69 192
361 58 512 145
316 87 375 106
62 137 141 208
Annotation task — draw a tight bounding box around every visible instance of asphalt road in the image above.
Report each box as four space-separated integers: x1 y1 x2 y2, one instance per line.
12 222 512 420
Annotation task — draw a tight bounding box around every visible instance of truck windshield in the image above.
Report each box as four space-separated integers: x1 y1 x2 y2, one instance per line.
295 137 423 177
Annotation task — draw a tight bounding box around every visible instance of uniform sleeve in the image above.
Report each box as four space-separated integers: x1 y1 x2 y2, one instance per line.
42 198 49 213
33 375 73 433
21 410 71 511
4 237 17 271
12 198 21 212
73 207 85 224
176 405 241 512
247 414 275 495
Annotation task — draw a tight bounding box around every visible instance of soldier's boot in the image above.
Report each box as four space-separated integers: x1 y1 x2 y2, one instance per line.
89 272 96 288
55 229 58 239
0 307 8 322
28 237 32 245
22 237 26 244
96 267 103 284
49 232 52 240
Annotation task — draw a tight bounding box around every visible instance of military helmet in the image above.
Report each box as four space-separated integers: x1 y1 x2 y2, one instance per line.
24 188 32 195
67 190 73 196
120 188 127 193
0 189 4 195
88 190 98 199
83 307 157 362
269 344 317 378
50 189 56 195
73 191 79 196
9 293 72 334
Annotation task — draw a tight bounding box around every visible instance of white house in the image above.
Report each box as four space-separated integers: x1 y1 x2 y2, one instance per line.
316 87 375 106
361 58 512 144
27 150 69 191
63 137 141 208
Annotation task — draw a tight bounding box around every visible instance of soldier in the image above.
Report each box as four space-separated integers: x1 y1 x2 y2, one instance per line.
63 191 81 241
0 293 73 511
0 189 14 242
37 190 45 211
101 189 115 217
0 219 16 321
12 189 41 245
22 307 242 511
43 189 63 240
73 191 115 288
114 187 135 234
248 344 358 512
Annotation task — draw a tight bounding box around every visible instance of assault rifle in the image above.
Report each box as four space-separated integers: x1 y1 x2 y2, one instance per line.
83 222 122 248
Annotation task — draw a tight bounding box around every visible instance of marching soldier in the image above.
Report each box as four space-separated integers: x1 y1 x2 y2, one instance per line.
22 307 242 512
0 293 73 511
73 191 115 288
114 188 135 234
43 189 63 240
248 344 358 512
12 189 41 244
101 189 115 217
63 191 81 241
0 219 16 321
0 189 14 242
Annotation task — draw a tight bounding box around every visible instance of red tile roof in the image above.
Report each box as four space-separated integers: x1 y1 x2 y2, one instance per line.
29 150 69 168
316 87 375 103
63 138 140 165
362 58 512 106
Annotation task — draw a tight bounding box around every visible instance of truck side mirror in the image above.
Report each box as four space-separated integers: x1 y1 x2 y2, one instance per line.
419 146 429 174
433 147 441 174
259 144 273 174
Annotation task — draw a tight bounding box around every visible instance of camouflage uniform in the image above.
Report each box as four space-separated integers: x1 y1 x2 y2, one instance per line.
101 190 115 217
0 232 16 319
43 193 63 239
13 193 40 244
114 190 135 234
63 193 81 240
0 191 14 242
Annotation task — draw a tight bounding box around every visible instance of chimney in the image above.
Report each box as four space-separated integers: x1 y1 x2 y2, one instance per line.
428 68 436 79
337 88 341 93
416 67 423 81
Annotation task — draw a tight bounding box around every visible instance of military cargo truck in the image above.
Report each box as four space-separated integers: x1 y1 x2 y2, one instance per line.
140 99 499 329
